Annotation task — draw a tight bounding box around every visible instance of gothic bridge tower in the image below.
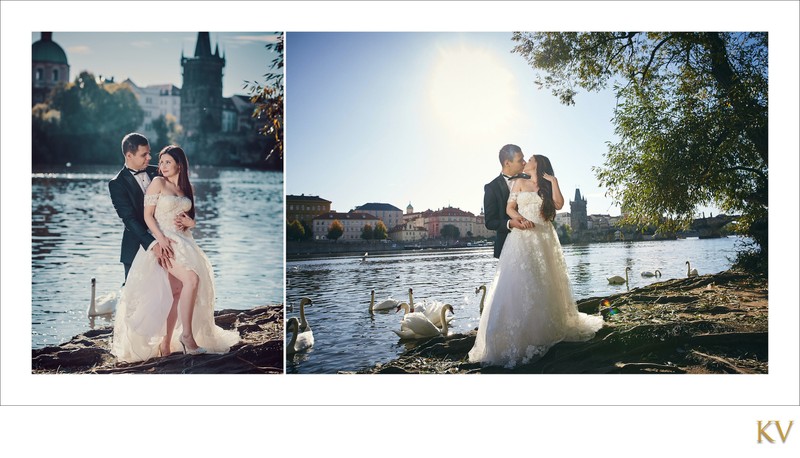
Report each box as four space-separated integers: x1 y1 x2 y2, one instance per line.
180 32 225 137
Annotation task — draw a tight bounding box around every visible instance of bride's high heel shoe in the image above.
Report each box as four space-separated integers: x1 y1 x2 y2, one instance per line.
179 336 207 355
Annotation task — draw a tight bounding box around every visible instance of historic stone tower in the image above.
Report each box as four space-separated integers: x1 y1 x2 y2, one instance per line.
180 32 225 137
570 188 588 232
32 32 70 106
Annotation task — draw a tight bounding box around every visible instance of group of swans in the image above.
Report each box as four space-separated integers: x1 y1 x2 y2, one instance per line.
88 277 119 317
607 261 700 289
286 297 314 355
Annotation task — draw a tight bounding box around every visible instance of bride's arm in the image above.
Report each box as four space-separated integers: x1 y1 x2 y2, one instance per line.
143 178 174 266
506 181 533 229
544 173 564 210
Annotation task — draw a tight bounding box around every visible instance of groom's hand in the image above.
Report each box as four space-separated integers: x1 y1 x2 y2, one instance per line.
153 238 176 269
510 217 534 230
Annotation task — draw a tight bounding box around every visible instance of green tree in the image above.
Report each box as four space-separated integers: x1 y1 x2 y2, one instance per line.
512 32 767 271
373 221 388 240
361 223 374 240
440 224 460 240
33 71 144 165
244 32 283 161
151 113 182 149
327 219 344 242
287 220 305 241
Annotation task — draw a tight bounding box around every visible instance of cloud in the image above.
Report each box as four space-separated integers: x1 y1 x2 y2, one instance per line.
228 34 280 46
130 41 153 48
67 45 91 54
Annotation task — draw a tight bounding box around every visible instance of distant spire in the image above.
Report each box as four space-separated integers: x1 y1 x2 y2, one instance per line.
194 32 212 57
214 42 220 57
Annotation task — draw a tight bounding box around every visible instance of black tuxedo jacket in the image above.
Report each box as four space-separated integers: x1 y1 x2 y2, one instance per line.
484 174 511 258
108 165 159 266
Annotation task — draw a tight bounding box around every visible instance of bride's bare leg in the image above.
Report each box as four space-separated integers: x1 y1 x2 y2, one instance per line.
160 274 182 355
166 262 201 350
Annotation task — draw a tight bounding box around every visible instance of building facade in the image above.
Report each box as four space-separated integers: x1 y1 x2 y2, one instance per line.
286 194 332 224
353 203 403 231
388 221 429 242
312 211 380 242
32 32 70 106
122 80 181 141
426 206 477 239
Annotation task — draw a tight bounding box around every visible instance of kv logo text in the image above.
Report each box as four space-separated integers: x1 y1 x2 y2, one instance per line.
757 421 794 443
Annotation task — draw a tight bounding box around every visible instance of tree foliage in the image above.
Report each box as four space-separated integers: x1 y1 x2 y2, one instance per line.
361 223 374 240
374 221 388 240
244 32 284 161
151 113 182 149
33 71 144 165
327 219 344 241
512 32 768 268
440 224 460 240
287 219 306 241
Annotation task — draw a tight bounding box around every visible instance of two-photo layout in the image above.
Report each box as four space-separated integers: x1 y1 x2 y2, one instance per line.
32 31 768 376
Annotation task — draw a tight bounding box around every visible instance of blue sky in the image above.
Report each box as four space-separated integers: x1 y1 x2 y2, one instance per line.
286 32 723 218
32 32 280 98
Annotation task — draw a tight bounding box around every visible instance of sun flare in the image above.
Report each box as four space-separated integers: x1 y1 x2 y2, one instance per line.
428 45 519 136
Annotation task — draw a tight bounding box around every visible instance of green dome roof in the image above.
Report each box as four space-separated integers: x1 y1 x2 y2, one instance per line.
32 32 68 65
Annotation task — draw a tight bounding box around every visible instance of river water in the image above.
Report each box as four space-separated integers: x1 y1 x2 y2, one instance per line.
31 164 284 349
285 236 748 374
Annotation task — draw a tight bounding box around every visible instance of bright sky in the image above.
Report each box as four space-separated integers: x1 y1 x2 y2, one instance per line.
286 32 727 218
31 32 280 98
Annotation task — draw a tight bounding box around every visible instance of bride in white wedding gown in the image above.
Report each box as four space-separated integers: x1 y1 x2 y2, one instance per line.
469 154 603 369
111 146 239 363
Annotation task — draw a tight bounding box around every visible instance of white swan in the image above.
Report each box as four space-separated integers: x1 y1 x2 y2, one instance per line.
416 300 454 327
286 317 314 355
393 302 454 340
87 277 118 317
361 252 369 263
475 285 487 315
369 289 400 312
641 269 662 278
298 297 313 334
608 267 632 290
686 261 699 277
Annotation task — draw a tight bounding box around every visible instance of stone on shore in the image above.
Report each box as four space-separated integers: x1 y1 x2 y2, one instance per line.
354 270 767 374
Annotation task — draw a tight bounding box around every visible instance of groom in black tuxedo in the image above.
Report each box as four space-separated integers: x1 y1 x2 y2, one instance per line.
483 144 530 258
108 132 173 281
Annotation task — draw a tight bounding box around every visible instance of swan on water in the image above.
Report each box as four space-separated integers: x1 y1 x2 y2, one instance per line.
88 277 118 317
369 289 400 312
298 297 313 334
608 267 632 291
286 317 314 355
641 269 662 278
686 261 699 277
393 302 454 340
475 285 487 315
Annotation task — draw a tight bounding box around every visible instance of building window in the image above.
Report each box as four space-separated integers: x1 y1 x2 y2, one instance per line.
36 68 43 81
52 69 59 82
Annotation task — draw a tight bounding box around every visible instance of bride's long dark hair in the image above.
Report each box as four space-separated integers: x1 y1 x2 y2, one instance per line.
158 145 195 219
534 154 556 222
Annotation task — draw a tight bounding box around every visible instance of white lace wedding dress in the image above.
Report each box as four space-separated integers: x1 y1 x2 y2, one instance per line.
468 191 603 369
111 194 240 363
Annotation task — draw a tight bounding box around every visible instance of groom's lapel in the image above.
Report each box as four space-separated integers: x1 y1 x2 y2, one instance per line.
120 167 145 203
495 174 509 200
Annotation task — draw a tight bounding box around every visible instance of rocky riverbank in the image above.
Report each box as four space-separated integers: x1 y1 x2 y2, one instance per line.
32 305 284 374
354 270 768 374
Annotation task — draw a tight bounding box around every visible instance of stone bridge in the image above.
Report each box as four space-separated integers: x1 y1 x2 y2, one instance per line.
689 214 738 238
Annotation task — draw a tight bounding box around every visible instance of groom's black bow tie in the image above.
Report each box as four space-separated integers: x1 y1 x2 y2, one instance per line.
127 167 147 175
508 173 531 180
